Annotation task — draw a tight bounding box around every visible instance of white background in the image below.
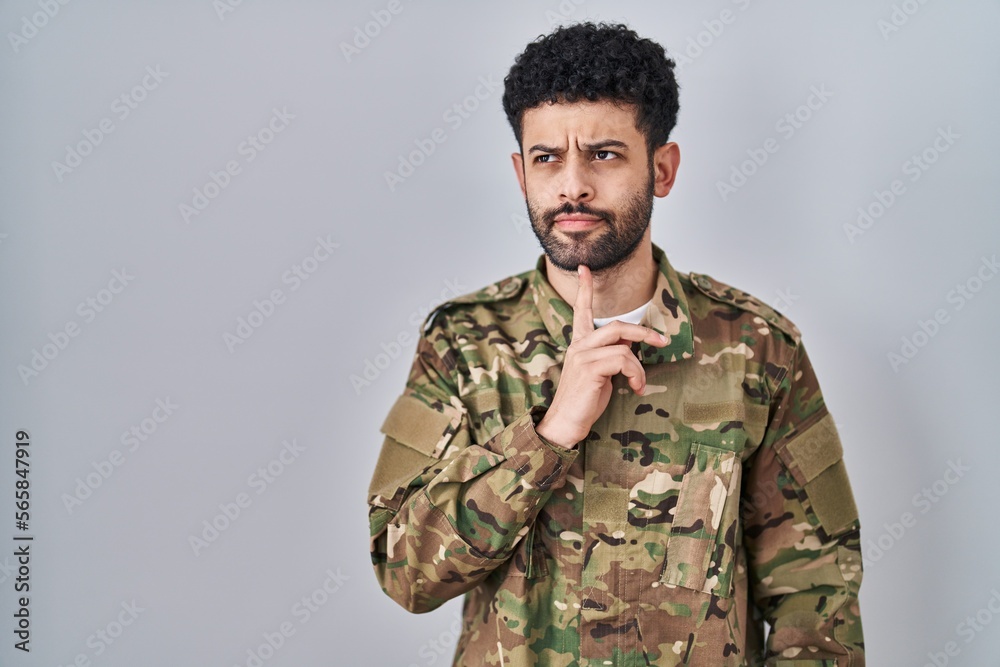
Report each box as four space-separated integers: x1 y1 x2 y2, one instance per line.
1 1 998 665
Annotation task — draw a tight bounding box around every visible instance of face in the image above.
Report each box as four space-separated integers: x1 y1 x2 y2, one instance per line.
511 99 679 273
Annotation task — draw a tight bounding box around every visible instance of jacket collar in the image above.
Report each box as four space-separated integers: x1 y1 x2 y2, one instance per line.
529 242 695 365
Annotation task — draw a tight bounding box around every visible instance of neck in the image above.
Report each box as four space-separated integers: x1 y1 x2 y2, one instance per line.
544 231 658 319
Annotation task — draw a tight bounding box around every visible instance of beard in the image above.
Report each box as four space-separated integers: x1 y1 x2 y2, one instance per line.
526 169 655 274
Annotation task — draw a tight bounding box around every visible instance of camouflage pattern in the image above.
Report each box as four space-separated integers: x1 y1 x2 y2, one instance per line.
368 243 864 666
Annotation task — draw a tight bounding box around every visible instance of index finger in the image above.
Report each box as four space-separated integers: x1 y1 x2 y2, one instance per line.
572 319 668 350
572 264 595 340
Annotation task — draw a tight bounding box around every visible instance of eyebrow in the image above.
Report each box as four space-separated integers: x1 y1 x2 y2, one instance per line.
527 139 630 155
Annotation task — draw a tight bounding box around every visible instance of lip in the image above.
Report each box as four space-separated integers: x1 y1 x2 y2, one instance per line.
554 216 603 230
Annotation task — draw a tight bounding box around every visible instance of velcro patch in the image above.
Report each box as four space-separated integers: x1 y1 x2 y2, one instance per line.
380 393 453 458
805 459 860 536
583 486 631 524
784 413 843 483
684 400 740 423
367 435 438 510
684 400 769 425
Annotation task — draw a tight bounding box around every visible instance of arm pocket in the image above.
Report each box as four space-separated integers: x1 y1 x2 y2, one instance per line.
659 442 741 598
381 392 464 458
367 392 466 512
774 413 859 539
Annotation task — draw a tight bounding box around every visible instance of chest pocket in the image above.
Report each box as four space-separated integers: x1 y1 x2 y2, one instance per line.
659 441 741 597
656 399 767 598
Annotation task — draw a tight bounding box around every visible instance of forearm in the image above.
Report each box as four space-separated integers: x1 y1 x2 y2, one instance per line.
369 406 576 613
755 524 864 666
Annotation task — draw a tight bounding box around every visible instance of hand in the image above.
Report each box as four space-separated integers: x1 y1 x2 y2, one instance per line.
535 264 668 449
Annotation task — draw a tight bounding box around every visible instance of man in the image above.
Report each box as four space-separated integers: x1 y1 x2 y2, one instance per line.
367 22 864 667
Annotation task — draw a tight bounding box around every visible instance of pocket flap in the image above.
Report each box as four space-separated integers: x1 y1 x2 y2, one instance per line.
781 413 843 484
683 400 770 446
380 393 456 458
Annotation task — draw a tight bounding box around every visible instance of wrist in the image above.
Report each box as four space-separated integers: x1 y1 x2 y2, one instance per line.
534 410 581 450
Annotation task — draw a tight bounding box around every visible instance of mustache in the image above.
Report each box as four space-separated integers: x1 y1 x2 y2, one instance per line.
542 202 613 225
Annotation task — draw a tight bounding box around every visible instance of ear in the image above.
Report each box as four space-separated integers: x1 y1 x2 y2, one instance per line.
511 151 526 198
652 142 680 198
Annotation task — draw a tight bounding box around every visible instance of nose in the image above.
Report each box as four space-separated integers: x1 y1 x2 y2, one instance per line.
558 155 594 204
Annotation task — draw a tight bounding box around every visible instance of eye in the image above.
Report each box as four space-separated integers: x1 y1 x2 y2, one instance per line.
595 150 618 161
534 154 555 164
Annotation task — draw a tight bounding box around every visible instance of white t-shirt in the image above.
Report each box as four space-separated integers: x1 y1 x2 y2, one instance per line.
592 298 654 328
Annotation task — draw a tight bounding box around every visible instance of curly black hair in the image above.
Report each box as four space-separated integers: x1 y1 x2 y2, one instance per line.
502 22 680 158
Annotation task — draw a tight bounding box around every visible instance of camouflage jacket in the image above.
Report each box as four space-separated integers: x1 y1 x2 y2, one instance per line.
367 243 864 666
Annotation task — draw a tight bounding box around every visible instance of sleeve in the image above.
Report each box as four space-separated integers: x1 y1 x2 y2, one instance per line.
741 339 865 666
366 325 578 614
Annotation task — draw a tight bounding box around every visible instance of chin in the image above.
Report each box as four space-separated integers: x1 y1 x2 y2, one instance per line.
548 249 612 272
